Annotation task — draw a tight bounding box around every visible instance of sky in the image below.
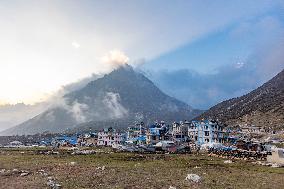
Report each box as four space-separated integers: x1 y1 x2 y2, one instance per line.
144 6 284 109
0 0 284 108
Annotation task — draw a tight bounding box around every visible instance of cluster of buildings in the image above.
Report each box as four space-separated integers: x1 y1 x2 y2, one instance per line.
3 120 281 151
75 119 227 147
2 119 283 166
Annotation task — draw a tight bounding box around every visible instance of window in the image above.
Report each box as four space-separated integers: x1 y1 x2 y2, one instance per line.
205 131 209 136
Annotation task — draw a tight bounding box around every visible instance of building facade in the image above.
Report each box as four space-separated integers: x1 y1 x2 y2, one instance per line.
77 133 98 146
146 121 170 145
97 127 126 146
188 120 226 145
126 122 146 144
170 121 190 142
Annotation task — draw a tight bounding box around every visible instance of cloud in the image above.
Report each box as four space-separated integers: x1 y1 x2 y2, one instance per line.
72 41 80 48
148 47 284 110
235 62 245 69
60 73 102 94
147 64 257 110
47 91 129 124
45 110 56 122
232 15 284 79
0 67 132 131
103 92 128 119
69 100 88 123
45 95 89 123
145 13 284 110
0 1 283 129
0 103 48 131
0 72 102 131
254 37 284 79
101 50 129 69
0 1 281 104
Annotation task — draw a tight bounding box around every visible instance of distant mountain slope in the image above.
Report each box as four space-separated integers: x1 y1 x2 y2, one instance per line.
0 103 47 132
1 65 202 136
197 69 284 129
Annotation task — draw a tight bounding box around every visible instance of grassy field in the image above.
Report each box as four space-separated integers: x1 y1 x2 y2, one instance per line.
0 147 284 189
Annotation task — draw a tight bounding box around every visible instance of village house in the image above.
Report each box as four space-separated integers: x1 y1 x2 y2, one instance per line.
97 127 126 146
77 133 98 146
267 148 284 165
126 122 146 144
170 121 190 142
53 135 78 147
240 124 265 134
188 120 226 145
9 141 23 147
146 121 170 145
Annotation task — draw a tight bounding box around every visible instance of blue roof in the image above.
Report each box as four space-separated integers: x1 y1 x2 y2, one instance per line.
149 128 160 135
137 136 146 141
55 136 77 145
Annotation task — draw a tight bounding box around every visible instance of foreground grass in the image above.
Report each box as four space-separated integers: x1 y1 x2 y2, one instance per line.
0 148 283 189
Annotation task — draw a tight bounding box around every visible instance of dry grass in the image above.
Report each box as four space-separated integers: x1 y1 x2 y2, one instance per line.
0 148 284 189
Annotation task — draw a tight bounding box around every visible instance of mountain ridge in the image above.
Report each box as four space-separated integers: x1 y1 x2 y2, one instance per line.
1 64 202 136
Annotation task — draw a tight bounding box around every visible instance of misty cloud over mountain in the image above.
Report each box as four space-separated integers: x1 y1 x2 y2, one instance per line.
0 103 47 132
196 68 284 129
0 64 202 136
0 73 103 132
148 59 284 109
140 11 284 110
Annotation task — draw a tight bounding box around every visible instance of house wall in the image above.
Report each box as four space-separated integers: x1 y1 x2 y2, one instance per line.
97 132 126 146
188 120 225 145
267 149 284 164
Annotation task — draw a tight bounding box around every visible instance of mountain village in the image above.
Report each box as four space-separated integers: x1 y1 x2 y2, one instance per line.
1 1 284 188
1 119 284 167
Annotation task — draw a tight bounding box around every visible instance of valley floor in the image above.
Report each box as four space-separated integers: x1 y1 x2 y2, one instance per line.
0 147 284 189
